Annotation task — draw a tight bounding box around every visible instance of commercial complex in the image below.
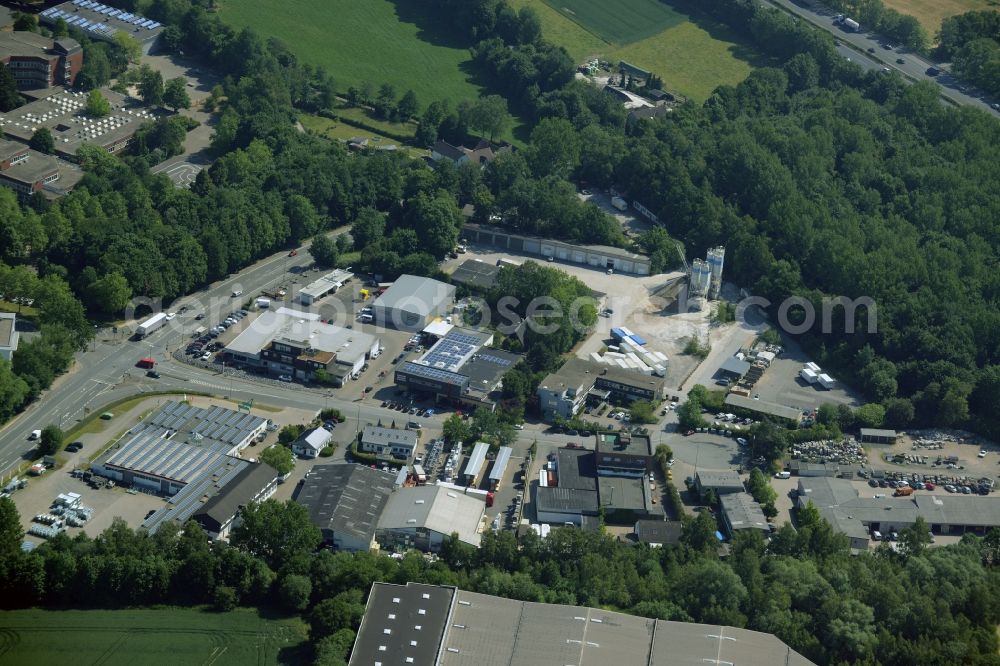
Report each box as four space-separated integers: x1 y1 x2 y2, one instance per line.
0 313 18 361
375 485 485 551
297 268 353 305
797 477 1000 549
463 223 652 275
360 425 418 461
349 582 815 666
191 462 279 540
537 357 667 421
90 401 268 495
394 326 520 410
225 307 380 384
0 88 157 162
40 1 164 54
296 464 395 551
373 274 455 331
0 32 82 89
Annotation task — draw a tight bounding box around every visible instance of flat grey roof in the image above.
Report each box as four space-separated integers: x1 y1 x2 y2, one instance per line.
725 393 802 421
487 446 512 483
598 475 649 512
296 464 395 544
597 431 652 457
914 494 1000 527
696 469 744 490
42 2 163 44
362 425 418 450
463 442 489 479
860 428 898 438
349 582 454 666
227 307 377 358
0 313 15 350
634 519 682 545
375 274 455 312
719 356 752 376
535 486 598 514
720 492 769 532
450 259 499 290
555 448 597 491
539 357 665 396
299 269 353 299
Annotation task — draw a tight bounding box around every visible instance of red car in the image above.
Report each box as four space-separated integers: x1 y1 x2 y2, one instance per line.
288 249 298 257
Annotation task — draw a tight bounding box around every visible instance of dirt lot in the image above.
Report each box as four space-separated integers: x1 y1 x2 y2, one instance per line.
865 430 1000 487
750 335 860 412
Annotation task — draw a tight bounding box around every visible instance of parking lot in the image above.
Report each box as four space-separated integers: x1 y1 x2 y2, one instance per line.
750 337 860 412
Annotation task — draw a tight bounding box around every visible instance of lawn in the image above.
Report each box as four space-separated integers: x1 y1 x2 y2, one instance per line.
0 608 308 666
218 0 486 105
512 0 761 102
299 114 428 158
880 0 998 38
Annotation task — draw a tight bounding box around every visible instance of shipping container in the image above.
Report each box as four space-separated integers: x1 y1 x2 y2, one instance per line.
800 368 818 383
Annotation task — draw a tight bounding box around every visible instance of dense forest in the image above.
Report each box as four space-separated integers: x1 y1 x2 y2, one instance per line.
936 10 1000 96
3 495 1000 666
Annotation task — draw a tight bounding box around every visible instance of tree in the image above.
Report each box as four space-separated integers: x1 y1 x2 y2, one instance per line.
526 118 580 178
230 499 321 571
163 77 191 111
258 446 294 476
28 128 54 155
628 399 656 424
113 32 142 64
285 194 321 242
278 424 306 445
138 67 164 107
442 413 471 444
278 573 312 612
0 63 21 112
85 272 132 314
854 403 886 429
465 95 511 142
78 47 112 89
39 424 63 456
0 497 23 567
314 629 355 666
397 90 419 121
351 208 386 251
212 585 238 612
374 83 396 119
898 516 932 557
13 13 37 31
309 234 339 268
309 589 366 640
676 398 706 431
85 90 111 118
746 468 777 515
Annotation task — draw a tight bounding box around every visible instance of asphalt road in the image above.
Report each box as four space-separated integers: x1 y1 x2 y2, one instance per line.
768 0 1000 116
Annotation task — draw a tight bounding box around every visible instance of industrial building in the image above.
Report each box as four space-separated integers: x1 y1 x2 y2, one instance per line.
190 462 279 540
449 258 500 292
394 327 520 410
598 475 653 521
0 31 82 89
0 88 158 162
462 442 490 486
463 223 652 275
724 393 803 423
360 425 418 461
290 427 332 459
40 1 164 54
0 140 80 200
142 456 256 534
225 307 380 384
694 470 745 499
296 464 395 551
596 431 653 477
859 428 898 444
349 582 815 666
537 357 667 421
375 485 485 551
718 356 751 381
373 274 455 331
487 446 512 490
720 492 769 536
633 519 682 547
297 268 353 305
90 401 268 495
536 447 600 526
797 477 1000 548
0 313 18 360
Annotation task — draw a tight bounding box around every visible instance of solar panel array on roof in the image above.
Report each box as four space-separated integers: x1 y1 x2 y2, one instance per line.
479 353 514 367
399 361 467 387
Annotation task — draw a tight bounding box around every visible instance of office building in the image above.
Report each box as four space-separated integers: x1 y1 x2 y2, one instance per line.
290 427 332 459
360 425 418 461
0 31 82 89
595 431 653 477
537 357 666 421
39 1 164 54
0 313 18 360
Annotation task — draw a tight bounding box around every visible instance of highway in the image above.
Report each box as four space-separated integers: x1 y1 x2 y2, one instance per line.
767 0 1000 115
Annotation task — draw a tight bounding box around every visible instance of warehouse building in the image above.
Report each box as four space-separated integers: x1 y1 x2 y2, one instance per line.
596 431 653 477
724 393 802 423
394 327 520 410
462 442 490 486
297 268 353 305
296 464 395 551
0 31 82 89
90 401 268 495
694 470 745 499
40 1 164 54
536 448 599 527
720 492 769 536
798 477 1000 547
487 446 512 491
360 425 418 461
598 475 653 522
375 485 485 552
349 582 815 666
449 258 500 291
142 456 254 534
537 357 667 421
0 313 18 361
225 307 380 384
463 223 652 275
859 428 898 444
373 274 455 331
0 88 158 162
634 519 682 547
191 462 279 540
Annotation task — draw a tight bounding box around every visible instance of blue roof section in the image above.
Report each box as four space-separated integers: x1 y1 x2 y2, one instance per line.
628 334 647 346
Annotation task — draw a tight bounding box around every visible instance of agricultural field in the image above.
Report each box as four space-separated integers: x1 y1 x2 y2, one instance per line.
0 608 307 666
514 0 762 101
218 0 485 105
880 0 998 38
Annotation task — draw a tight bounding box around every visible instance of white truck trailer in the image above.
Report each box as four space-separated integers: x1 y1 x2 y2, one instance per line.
136 312 168 338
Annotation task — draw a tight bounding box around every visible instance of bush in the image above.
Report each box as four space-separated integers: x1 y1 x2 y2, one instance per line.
319 408 344 422
39 425 63 457
319 445 336 457
278 424 307 445
212 585 237 612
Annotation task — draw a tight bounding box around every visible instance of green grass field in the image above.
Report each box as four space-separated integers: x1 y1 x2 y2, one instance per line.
881 0 998 37
218 0 485 105
0 608 307 666
513 0 762 102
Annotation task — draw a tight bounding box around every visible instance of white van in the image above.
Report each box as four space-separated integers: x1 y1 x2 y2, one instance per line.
872 530 883 541
28 429 41 441
359 313 373 323
774 471 791 479
231 289 243 297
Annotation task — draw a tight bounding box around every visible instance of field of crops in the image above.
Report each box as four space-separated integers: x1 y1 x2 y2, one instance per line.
218 0 485 105
0 608 307 666
541 0 686 44
881 0 997 37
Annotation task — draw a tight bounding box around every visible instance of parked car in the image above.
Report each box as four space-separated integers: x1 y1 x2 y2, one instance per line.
146 370 161 379
278 374 292 382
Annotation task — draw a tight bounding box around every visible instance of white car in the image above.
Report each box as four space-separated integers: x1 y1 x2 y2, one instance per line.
978 450 987 458
200 351 211 360
165 312 176 321
737 437 748 446
278 374 292 382
513 424 524 430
